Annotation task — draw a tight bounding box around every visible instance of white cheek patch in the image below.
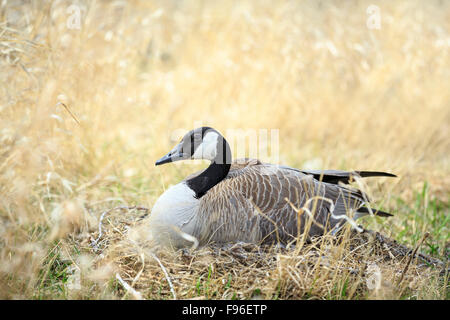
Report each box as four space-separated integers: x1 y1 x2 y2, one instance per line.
192 132 219 160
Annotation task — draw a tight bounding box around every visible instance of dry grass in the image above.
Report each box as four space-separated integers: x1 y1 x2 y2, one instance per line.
0 0 449 299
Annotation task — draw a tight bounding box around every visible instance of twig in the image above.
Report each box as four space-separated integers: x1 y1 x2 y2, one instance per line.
397 232 430 286
131 253 146 288
57 102 80 125
149 251 177 300
171 225 199 250
115 273 144 300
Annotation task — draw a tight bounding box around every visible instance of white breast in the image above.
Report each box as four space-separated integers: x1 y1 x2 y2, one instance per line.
147 182 199 248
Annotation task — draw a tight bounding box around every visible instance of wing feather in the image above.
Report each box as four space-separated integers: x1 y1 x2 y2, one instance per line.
191 159 390 245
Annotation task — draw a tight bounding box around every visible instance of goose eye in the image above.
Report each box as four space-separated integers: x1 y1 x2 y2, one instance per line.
193 133 202 141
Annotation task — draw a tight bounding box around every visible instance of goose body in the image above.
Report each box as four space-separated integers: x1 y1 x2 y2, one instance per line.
147 127 395 249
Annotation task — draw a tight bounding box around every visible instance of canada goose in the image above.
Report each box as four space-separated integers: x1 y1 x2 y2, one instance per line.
147 127 396 249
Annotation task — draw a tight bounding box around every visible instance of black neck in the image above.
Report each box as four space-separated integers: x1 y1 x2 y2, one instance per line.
186 138 232 199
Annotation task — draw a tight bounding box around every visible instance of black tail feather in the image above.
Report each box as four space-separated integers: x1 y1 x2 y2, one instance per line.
355 171 397 179
357 206 393 217
301 170 397 184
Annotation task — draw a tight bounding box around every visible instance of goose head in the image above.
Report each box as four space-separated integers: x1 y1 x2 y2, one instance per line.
155 127 231 166
155 127 232 198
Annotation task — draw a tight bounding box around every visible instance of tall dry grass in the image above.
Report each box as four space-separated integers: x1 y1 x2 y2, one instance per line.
0 0 448 299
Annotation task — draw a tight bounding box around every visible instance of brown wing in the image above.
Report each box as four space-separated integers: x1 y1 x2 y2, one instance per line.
192 159 366 245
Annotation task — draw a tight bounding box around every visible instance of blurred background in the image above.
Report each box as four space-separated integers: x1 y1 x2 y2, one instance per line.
0 0 449 298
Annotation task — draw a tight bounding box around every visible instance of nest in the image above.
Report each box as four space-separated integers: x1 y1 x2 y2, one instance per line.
68 206 448 300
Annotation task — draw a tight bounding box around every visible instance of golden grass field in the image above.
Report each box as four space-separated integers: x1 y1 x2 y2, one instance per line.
0 0 449 299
